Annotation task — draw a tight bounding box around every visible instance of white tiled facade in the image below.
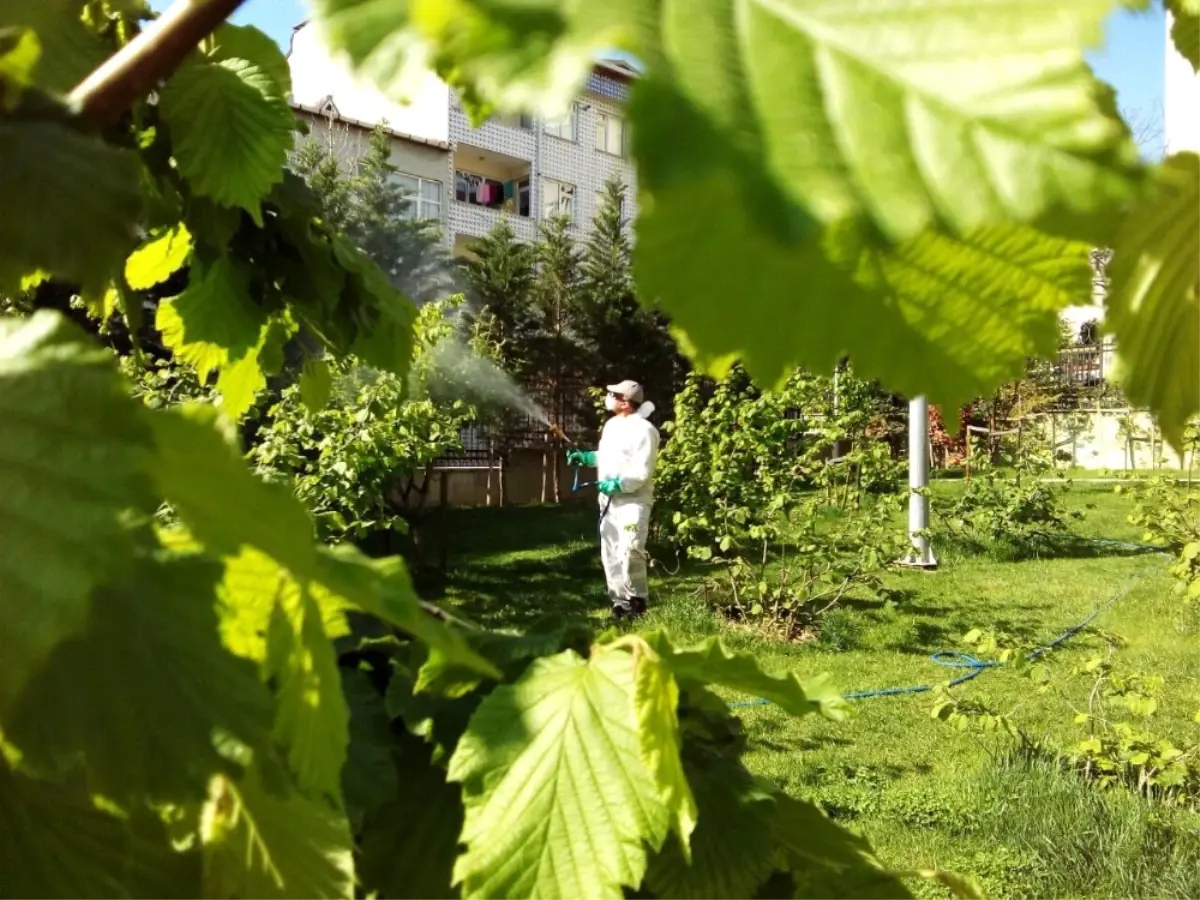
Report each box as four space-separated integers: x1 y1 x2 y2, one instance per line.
287 22 638 252
445 68 639 251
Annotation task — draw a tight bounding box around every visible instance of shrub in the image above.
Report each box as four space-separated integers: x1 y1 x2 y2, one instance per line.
251 298 478 542
936 435 1081 558
656 366 906 633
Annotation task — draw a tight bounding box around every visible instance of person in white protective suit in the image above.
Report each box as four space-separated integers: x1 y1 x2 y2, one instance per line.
566 380 660 620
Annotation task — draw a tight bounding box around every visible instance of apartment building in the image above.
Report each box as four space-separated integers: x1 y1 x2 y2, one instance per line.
291 98 452 237
286 21 638 256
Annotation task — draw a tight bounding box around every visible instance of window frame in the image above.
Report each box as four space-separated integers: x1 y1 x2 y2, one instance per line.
594 111 627 157
396 172 443 220
542 103 578 142
540 177 575 220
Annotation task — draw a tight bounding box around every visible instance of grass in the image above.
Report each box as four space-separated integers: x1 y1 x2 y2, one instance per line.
415 483 1200 899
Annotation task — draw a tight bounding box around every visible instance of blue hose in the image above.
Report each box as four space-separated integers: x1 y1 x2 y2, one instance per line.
727 545 1167 710
570 465 611 528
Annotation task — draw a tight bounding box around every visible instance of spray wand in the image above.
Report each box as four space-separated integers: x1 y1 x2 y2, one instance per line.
547 423 575 446
549 423 592 495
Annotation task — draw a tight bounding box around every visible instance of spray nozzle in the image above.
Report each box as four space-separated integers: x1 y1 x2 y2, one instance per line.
548 423 574 445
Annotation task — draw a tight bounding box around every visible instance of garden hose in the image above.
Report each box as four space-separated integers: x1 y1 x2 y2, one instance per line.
728 541 1168 709
570 464 612 528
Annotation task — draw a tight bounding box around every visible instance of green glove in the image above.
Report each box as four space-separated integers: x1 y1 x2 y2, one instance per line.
596 477 622 496
566 449 597 466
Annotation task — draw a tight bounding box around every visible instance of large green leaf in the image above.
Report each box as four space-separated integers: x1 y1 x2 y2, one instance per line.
643 758 779 899
315 545 501 680
340 670 400 835
217 545 351 664
215 336 271 420
312 0 1138 410
152 408 495 678
265 589 350 802
0 120 140 293
159 58 294 224
358 734 463 900
323 0 1138 239
1167 0 1199 72
631 638 698 855
0 0 106 91
5 554 274 802
200 766 355 899
635 135 1096 411
300 356 333 412
1105 152 1199 451
772 793 914 899
125 224 193 291
155 253 269 414
0 763 201 899
148 404 317 570
447 648 670 899
0 312 153 715
0 28 39 103
204 23 293 95
642 630 850 720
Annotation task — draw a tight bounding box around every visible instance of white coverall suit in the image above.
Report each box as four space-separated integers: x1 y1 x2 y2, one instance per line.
595 413 660 610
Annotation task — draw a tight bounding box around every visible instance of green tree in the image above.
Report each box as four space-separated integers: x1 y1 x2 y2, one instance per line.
461 217 537 378
579 176 686 412
530 213 588 499
291 133 353 231
296 123 453 303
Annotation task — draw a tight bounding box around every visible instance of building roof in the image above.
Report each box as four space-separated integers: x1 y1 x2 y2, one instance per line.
290 98 452 151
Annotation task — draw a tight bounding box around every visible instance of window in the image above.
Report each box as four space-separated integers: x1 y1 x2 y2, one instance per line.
594 112 627 157
499 113 534 130
518 178 531 217
542 104 577 141
541 178 575 220
395 173 443 220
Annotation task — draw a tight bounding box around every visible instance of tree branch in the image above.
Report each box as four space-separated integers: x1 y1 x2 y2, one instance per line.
70 0 250 129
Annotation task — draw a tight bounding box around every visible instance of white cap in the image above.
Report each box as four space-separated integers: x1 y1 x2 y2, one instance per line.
606 380 644 404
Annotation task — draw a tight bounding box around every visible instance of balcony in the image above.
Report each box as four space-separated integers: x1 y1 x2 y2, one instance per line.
449 203 537 246
449 103 537 160
451 144 536 243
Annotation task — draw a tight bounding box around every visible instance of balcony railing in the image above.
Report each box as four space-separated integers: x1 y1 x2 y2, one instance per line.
448 200 537 242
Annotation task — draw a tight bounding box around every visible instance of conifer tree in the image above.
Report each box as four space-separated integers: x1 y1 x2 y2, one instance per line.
580 177 686 411
462 217 538 378
295 123 453 303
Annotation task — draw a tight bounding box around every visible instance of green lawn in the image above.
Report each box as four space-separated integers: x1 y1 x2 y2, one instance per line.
416 483 1199 900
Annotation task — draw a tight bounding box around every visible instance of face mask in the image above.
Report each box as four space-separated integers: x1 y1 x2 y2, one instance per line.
604 394 619 412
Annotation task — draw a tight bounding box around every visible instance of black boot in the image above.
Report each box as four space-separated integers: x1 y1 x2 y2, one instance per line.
630 597 647 618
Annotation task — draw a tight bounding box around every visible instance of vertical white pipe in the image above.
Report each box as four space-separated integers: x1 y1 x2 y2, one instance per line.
907 396 937 568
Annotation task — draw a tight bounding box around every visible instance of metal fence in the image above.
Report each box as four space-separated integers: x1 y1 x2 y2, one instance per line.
433 375 597 469
1053 340 1114 389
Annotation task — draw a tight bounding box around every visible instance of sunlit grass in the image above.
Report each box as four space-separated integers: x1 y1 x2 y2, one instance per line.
425 482 1199 899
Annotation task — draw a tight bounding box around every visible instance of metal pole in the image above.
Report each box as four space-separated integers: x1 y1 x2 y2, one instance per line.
903 396 937 569
831 368 842 463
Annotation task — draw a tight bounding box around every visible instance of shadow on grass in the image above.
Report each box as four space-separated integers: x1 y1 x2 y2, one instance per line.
411 503 608 631
936 531 1160 564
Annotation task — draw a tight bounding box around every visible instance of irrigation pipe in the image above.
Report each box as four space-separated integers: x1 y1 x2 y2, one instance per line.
727 539 1170 709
